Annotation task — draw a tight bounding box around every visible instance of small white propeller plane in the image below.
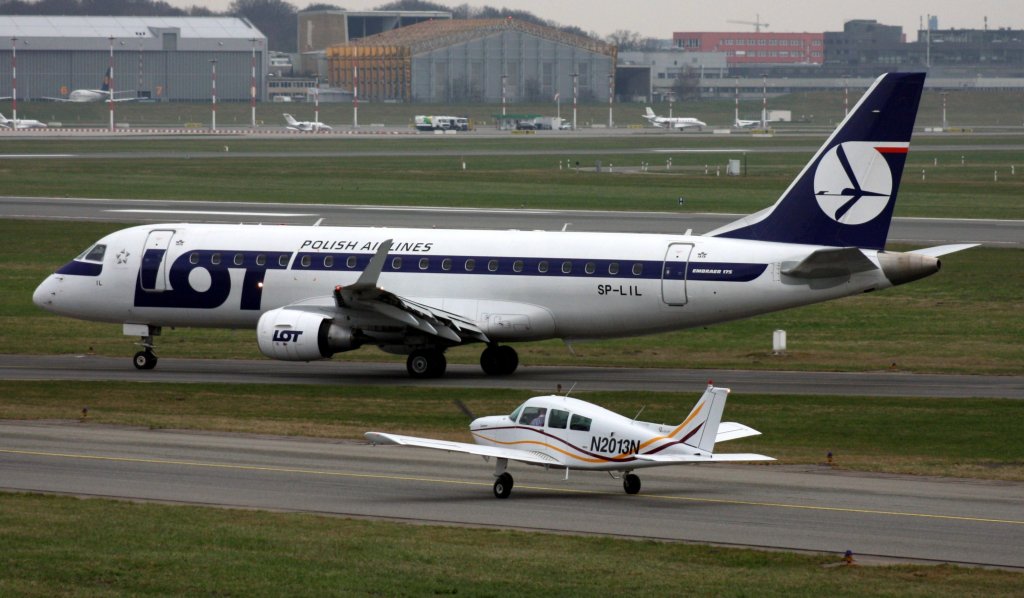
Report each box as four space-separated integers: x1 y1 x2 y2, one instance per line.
365 383 773 498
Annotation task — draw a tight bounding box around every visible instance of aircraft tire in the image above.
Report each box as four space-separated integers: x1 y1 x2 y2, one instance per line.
493 473 514 499
133 351 157 370
406 349 446 378
623 473 641 495
480 345 518 376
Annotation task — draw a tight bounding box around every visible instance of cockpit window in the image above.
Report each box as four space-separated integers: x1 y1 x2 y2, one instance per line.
520 406 547 426
510 404 525 422
76 244 106 263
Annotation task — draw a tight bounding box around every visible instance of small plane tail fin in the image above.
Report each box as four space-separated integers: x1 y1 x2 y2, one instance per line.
673 384 729 454
283 113 298 126
644 107 656 118
0 112 8 124
708 72 925 250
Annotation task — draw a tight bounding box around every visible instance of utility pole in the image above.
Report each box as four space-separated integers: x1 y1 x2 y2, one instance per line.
210 59 217 131
108 36 115 132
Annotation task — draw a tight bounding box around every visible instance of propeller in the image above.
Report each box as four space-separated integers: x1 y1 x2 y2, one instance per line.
453 398 476 420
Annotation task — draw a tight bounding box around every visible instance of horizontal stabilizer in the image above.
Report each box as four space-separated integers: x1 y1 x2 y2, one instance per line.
716 422 762 443
909 243 980 257
781 247 877 279
634 452 774 463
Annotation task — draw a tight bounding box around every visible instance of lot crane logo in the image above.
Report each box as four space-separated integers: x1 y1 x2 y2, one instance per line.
813 142 895 225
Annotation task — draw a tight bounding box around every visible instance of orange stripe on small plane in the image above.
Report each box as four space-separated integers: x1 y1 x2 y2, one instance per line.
472 432 625 464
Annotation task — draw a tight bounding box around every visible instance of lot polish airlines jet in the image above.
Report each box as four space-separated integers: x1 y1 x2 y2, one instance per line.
34 73 974 378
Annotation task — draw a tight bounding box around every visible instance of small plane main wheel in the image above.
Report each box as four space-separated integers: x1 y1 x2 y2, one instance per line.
480 345 519 376
623 473 641 495
406 349 446 379
493 472 514 499
133 350 157 370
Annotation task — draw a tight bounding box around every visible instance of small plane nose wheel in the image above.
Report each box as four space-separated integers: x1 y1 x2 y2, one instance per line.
623 473 641 495
493 472 514 499
133 350 158 370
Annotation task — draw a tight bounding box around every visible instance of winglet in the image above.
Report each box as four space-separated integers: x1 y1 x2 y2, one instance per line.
350 239 393 290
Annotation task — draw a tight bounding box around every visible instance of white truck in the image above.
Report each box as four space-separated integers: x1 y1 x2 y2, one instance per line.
414 115 468 131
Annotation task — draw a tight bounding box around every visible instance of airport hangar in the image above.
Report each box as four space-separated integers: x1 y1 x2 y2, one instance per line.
0 16 268 102
325 18 619 104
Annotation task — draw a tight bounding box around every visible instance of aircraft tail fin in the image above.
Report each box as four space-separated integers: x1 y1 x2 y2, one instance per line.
283 113 298 126
0 112 8 124
708 72 925 250
101 68 112 92
674 385 729 454
644 107 655 118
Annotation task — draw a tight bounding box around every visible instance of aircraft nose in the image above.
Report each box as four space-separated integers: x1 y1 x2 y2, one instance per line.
33 275 58 312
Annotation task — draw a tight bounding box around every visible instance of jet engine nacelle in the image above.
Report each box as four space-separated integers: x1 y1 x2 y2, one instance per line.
256 307 359 361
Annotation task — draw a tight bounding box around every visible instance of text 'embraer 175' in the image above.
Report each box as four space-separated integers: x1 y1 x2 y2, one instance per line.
34 73 976 378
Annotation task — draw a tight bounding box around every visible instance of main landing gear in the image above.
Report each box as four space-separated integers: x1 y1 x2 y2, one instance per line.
406 348 447 379
480 344 518 376
623 473 641 495
129 324 160 370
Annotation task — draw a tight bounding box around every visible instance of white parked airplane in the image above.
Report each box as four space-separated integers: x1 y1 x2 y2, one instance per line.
284 113 332 132
642 106 706 130
0 112 47 129
34 73 975 378
42 69 137 103
734 116 761 129
366 383 773 498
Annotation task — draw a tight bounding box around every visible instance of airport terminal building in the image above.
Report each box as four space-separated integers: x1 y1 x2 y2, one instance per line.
0 16 268 102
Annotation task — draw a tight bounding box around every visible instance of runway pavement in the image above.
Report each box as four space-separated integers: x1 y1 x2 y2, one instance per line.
2 420 1021 568
1 196 1020 247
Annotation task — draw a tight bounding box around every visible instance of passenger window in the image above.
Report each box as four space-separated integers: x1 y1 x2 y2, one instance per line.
549 409 569 429
570 414 592 432
346 256 357 268
442 258 452 271
632 263 643 276
391 257 402 270
561 261 572 274
324 255 334 268
465 258 475 272
538 260 549 273
519 406 547 427
585 262 596 275
608 262 619 275
419 257 429 270
513 260 524 273
210 253 221 265
279 254 289 267
256 254 266 266
488 259 499 272
83 244 106 262
189 252 199 265
234 253 244 266
300 255 311 268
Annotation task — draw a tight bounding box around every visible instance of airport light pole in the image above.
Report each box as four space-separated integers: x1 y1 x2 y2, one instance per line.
843 75 849 117
352 65 358 128
209 59 217 131
10 37 17 126
608 72 613 128
941 91 948 130
250 38 258 129
314 76 319 127
761 73 767 129
108 36 115 132
571 72 578 131
734 77 740 125
500 73 507 119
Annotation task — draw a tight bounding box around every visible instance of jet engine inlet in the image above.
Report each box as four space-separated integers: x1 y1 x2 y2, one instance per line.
877 252 941 287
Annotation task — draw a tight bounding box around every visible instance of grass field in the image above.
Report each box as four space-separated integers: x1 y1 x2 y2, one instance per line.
5 493 1021 597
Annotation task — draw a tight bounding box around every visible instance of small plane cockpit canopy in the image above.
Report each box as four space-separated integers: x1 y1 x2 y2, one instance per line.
76 244 106 263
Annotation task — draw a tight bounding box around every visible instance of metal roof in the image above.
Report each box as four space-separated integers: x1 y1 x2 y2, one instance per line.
0 16 263 40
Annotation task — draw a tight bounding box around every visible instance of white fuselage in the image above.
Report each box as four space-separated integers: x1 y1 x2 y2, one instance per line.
34 223 894 343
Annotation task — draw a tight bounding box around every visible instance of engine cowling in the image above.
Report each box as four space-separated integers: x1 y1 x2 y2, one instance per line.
256 308 359 361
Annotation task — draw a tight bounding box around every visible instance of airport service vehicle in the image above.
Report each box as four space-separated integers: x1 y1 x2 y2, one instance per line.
283 113 332 132
642 106 706 130
34 73 974 378
414 115 468 131
366 383 772 498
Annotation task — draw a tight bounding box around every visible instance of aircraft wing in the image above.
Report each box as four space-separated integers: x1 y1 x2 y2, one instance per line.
634 452 774 463
909 243 979 257
364 432 561 466
331 239 489 345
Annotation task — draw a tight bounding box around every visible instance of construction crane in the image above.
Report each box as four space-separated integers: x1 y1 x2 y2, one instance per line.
727 14 769 33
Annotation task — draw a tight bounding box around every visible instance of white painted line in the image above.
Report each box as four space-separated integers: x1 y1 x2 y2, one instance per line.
106 209 317 217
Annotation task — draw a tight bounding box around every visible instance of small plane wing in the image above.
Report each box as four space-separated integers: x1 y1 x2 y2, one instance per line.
781 247 878 279
364 432 561 466
634 452 774 463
